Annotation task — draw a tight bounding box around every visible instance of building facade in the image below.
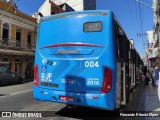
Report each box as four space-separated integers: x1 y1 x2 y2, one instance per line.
0 0 37 79
37 0 68 17
153 0 160 58
146 31 154 65
146 0 160 66
52 0 96 11
36 0 96 18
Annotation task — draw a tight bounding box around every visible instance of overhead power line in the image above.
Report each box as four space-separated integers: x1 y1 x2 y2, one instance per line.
0 0 19 20
133 0 141 35
138 1 145 48
126 0 137 33
135 0 154 10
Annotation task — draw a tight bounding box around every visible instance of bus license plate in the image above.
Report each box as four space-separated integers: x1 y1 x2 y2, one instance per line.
60 96 73 102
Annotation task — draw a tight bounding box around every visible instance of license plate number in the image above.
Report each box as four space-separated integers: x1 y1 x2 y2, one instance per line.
60 96 73 102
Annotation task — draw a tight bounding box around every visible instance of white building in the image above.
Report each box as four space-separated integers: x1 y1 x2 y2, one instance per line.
130 39 134 46
52 0 96 11
146 31 154 58
147 31 154 48
32 0 96 22
37 0 96 17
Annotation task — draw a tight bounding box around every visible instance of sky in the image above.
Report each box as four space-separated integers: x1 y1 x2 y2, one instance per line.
96 0 153 58
12 0 153 57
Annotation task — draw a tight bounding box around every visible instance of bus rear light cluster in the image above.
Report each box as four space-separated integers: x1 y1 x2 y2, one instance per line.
101 66 112 93
34 64 39 87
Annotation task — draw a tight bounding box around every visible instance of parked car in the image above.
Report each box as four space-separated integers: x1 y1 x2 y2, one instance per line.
0 67 23 85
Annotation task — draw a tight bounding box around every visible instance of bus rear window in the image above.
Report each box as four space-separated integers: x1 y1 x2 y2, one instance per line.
83 21 102 32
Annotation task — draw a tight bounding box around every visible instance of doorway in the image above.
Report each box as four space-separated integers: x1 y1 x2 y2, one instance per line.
15 58 21 74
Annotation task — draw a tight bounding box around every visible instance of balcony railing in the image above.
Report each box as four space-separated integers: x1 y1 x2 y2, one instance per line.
0 38 35 51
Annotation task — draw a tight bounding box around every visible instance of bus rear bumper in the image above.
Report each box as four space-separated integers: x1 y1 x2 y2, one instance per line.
33 86 115 110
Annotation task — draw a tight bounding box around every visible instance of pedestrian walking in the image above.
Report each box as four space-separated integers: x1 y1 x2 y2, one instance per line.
153 58 160 102
153 59 160 86
145 69 150 85
142 66 147 78
149 66 154 85
158 72 160 101
140 69 145 84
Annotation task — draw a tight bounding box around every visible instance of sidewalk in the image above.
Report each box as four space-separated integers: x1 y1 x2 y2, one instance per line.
136 81 160 120
144 83 160 112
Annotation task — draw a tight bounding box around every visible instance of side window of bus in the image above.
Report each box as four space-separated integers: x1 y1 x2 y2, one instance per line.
115 23 121 61
121 36 129 63
115 22 125 62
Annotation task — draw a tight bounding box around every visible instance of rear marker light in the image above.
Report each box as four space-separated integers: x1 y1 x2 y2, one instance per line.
34 64 39 87
101 66 112 93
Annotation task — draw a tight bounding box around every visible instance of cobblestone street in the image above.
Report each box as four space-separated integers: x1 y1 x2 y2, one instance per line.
136 81 160 120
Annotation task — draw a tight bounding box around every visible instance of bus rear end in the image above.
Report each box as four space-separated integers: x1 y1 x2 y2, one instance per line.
34 11 117 110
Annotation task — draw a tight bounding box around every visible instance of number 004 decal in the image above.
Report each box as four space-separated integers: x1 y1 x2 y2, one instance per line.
85 61 99 68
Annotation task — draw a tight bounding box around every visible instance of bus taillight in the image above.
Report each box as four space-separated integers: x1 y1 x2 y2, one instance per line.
34 64 39 87
101 66 112 93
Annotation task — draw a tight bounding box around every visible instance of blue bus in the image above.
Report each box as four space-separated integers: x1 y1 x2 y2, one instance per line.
33 10 143 110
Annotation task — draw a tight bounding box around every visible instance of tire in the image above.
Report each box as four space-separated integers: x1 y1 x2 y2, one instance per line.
17 78 23 84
